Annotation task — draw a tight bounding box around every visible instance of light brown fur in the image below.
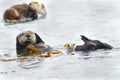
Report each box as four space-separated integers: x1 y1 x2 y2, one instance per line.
3 8 19 23
29 1 47 14
17 31 36 45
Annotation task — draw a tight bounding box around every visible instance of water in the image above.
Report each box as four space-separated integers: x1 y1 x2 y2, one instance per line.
0 0 120 80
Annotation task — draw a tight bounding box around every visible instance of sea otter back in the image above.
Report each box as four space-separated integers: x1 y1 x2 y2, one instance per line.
11 3 38 20
11 4 30 17
75 44 95 52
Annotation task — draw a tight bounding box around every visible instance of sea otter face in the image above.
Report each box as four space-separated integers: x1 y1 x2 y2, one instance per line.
17 31 36 45
29 1 47 15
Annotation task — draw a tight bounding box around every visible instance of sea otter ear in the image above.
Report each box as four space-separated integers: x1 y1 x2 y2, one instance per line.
35 33 45 43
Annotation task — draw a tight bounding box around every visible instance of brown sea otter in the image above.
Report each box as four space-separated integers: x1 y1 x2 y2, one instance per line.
3 1 46 23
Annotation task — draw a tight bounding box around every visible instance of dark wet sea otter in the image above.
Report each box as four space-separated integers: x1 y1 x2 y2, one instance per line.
75 35 113 52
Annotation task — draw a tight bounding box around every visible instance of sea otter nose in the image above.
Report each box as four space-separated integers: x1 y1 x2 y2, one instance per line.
26 34 31 38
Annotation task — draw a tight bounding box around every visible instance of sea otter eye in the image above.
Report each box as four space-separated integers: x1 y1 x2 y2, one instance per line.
21 33 24 36
68 45 70 48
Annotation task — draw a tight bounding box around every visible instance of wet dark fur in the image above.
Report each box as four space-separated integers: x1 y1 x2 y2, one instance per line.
75 35 113 52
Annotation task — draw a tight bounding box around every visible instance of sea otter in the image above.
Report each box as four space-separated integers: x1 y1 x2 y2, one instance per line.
75 35 113 52
16 31 45 56
3 1 46 23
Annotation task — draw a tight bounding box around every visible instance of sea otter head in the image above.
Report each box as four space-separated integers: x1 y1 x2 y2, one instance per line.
17 31 37 46
29 1 47 15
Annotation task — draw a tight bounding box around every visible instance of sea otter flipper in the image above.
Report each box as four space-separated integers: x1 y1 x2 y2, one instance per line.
80 35 91 44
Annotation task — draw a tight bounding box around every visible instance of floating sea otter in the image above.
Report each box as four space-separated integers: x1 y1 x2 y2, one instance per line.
75 35 113 52
64 35 113 53
16 31 62 57
16 31 45 56
3 1 46 23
